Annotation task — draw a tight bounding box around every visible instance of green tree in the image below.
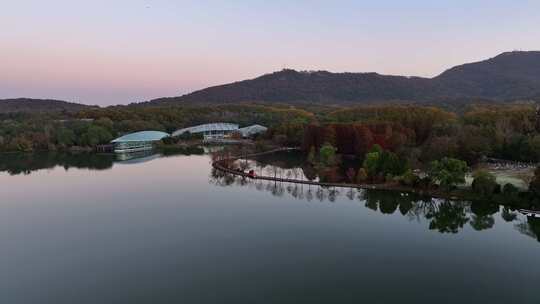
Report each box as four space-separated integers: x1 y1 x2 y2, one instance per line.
428 157 468 191
94 117 114 131
471 170 499 197
363 150 380 178
10 136 33 152
81 125 113 146
55 128 76 147
362 144 382 177
362 144 407 180
379 150 407 176
502 183 519 196
319 143 337 167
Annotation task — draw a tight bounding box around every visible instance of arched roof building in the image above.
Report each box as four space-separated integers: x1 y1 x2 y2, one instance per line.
172 123 239 138
111 131 170 153
111 131 170 143
237 124 268 137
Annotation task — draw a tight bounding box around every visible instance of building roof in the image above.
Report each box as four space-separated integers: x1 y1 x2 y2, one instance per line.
238 124 268 136
172 123 239 137
111 131 170 143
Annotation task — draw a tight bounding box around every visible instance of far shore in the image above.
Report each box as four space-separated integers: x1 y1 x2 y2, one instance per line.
212 148 539 209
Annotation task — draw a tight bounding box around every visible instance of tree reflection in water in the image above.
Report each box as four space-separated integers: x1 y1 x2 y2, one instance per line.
0 152 115 175
0 148 206 176
209 170 540 242
515 217 540 242
425 201 470 233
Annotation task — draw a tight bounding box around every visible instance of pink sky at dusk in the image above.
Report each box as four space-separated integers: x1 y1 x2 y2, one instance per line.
1 0 539 105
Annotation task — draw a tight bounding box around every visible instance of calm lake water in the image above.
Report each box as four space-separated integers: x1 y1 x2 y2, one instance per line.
1 151 539 303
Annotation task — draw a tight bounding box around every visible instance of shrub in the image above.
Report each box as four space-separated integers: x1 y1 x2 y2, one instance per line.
400 169 419 187
9 136 33 152
319 167 340 183
503 183 519 196
494 184 501 194
418 177 432 190
177 131 203 141
356 168 368 183
161 136 178 145
373 173 385 184
254 140 269 152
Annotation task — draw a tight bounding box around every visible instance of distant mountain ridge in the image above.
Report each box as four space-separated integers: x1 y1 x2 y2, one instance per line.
146 51 540 106
0 98 93 114
4 51 540 112
433 51 540 100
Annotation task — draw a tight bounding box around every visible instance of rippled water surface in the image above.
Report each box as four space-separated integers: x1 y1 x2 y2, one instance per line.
1 151 539 303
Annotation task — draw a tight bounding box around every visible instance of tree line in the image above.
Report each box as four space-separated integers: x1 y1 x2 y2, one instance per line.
1 103 540 167
0 104 314 152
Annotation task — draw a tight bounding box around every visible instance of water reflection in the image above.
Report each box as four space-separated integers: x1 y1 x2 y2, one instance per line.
115 149 158 162
0 152 115 175
515 215 540 242
210 170 540 241
0 146 205 176
247 150 355 183
2 149 539 303
2 149 539 244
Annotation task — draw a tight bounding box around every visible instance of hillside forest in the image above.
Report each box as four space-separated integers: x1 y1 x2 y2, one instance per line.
1 103 539 165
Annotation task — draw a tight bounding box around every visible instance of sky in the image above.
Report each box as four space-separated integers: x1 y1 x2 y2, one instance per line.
1 0 539 106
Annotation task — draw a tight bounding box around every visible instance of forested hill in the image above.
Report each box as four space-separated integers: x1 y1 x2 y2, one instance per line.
145 51 540 106
433 51 540 100
4 51 540 111
147 70 443 106
0 98 93 114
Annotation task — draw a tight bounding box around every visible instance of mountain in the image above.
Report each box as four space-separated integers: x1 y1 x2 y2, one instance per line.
5 51 540 110
145 51 540 106
145 70 441 106
0 98 94 114
433 51 540 100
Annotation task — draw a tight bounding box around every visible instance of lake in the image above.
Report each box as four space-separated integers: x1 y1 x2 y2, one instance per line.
1 150 539 303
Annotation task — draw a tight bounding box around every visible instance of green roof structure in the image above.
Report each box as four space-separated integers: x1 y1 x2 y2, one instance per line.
111 131 170 143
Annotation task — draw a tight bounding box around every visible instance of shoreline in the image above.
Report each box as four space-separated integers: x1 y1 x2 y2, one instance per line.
2 145 538 208
211 148 538 207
